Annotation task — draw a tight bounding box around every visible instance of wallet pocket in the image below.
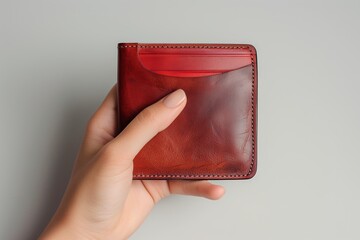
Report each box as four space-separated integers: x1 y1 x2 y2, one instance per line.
138 46 252 77
118 43 257 179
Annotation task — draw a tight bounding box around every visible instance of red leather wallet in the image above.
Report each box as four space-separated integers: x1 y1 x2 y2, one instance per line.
117 43 257 180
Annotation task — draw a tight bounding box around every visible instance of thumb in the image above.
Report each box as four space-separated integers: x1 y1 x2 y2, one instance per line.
98 89 187 174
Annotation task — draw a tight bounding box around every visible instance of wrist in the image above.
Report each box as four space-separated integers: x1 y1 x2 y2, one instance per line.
39 216 97 240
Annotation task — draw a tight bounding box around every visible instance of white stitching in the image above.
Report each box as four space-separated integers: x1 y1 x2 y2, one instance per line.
119 44 249 49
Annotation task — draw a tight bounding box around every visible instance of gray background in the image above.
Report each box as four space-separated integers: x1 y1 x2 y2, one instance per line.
1 0 359 239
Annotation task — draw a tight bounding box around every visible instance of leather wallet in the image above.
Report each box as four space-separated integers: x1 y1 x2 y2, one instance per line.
117 43 257 180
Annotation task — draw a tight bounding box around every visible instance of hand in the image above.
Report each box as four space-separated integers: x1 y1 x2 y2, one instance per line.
39 85 225 239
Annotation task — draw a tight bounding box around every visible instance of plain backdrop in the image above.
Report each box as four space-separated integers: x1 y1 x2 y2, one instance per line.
1 0 359 239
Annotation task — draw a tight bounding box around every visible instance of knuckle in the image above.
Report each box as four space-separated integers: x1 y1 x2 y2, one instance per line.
136 107 158 126
86 115 98 134
100 143 117 160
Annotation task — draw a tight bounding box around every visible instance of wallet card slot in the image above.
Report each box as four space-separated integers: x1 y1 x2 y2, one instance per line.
138 47 252 77
153 70 229 77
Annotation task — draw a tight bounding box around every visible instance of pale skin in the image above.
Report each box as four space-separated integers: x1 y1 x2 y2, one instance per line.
39 85 225 240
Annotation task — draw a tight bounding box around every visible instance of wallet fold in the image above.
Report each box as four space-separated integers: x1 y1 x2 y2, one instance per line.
117 43 257 180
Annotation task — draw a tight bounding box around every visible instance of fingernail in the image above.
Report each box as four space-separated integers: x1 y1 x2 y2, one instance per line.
162 89 186 108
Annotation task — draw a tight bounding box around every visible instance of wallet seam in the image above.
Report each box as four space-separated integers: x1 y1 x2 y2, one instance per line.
119 44 256 178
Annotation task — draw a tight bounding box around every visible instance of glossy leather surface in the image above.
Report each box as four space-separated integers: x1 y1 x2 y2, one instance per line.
117 43 257 179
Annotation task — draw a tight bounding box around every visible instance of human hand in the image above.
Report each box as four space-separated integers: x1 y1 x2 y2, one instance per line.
39 85 225 239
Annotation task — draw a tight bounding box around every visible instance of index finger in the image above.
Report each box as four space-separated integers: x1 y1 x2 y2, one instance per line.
78 84 118 162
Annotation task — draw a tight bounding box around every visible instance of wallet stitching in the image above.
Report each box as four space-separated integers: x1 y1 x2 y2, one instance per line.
119 44 249 49
120 44 256 178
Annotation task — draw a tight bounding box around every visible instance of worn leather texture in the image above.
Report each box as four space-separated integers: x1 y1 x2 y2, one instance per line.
117 43 257 179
